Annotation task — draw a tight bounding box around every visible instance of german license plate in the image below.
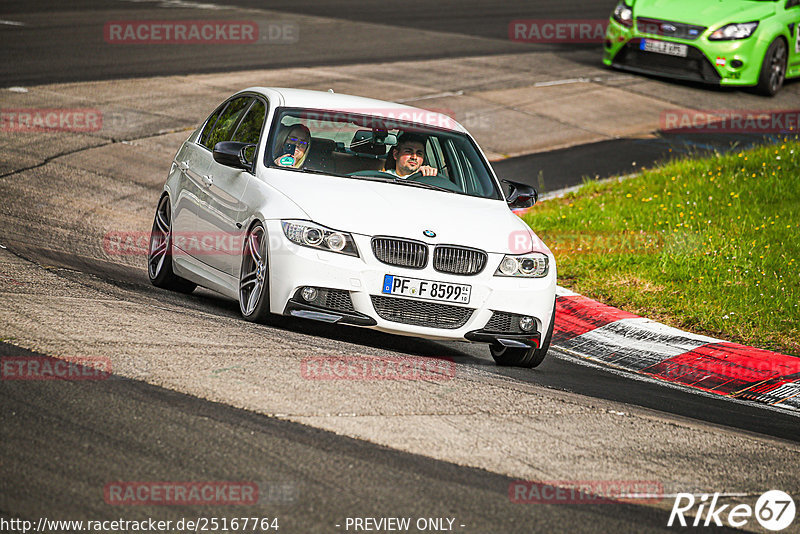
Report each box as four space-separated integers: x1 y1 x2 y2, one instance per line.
382 274 471 304
640 39 688 57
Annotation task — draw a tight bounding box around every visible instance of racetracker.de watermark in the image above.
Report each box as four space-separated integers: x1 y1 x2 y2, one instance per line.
661 109 800 134
1 356 111 381
301 356 456 381
103 230 298 257
509 19 610 43
509 480 664 504
294 108 461 133
1 108 102 133
104 20 298 44
104 482 258 505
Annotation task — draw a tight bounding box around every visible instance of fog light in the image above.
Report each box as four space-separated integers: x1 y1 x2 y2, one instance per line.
519 316 535 332
731 59 743 68
301 286 318 302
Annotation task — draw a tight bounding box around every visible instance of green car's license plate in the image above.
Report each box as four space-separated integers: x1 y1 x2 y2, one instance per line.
640 39 688 57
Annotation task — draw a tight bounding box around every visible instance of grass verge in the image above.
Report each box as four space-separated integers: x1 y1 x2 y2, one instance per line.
521 139 799 356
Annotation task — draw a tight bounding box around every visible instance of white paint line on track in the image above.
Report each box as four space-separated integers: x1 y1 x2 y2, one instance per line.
533 77 594 87
597 317 724 347
396 90 465 103
0 20 26 26
531 75 633 87
118 0 224 9
398 74 633 104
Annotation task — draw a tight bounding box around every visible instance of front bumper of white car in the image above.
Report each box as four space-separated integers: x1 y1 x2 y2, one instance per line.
266 221 557 347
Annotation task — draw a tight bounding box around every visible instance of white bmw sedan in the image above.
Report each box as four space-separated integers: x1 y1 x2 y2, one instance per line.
148 88 556 367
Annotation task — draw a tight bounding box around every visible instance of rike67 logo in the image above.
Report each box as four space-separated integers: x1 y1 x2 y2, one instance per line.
668 490 795 531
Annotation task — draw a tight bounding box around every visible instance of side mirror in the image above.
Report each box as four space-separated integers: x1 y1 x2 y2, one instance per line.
502 179 538 209
213 141 256 170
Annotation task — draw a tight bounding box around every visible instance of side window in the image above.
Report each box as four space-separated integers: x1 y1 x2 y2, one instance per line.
461 156 485 196
231 99 267 145
199 105 225 148
444 138 465 190
427 137 446 172
204 96 252 150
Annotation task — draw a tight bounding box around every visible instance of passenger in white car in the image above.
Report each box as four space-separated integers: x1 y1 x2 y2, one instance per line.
274 124 311 169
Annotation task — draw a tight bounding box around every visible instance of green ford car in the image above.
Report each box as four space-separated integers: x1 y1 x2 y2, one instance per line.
603 0 800 95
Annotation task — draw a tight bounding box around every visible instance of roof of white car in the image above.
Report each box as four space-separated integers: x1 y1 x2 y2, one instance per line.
243 87 467 133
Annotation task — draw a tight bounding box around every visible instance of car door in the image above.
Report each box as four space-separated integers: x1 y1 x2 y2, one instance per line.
172 100 234 248
196 95 268 275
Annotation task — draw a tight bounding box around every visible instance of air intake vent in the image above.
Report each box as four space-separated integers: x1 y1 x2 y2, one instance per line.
370 295 474 329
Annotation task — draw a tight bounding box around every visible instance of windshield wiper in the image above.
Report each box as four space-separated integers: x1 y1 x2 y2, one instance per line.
346 173 456 193
345 174 395 183
397 179 455 193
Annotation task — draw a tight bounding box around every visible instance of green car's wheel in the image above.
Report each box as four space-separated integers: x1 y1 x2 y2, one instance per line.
756 38 787 97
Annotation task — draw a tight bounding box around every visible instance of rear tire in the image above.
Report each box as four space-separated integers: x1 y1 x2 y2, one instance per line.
147 195 196 293
756 38 787 97
490 299 556 368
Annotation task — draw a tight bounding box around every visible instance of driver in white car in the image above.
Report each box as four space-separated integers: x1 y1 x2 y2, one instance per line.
383 132 438 177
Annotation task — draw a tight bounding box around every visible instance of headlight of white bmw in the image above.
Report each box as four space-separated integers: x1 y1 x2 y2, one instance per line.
281 220 359 257
494 253 549 278
708 22 758 41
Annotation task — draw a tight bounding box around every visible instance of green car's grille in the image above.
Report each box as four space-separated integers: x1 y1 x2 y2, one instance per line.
636 18 706 41
612 39 721 84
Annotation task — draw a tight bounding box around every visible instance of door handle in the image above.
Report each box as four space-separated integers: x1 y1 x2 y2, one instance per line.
178 161 189 172
201 174 213 188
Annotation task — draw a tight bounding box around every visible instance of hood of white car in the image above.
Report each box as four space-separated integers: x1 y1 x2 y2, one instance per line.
265 170 550 255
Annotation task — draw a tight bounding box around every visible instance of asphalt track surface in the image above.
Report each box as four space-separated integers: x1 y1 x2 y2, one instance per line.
1 0 611 86
0 343 715 534
4 0 797 190
2 1 800 532
494 133 800 193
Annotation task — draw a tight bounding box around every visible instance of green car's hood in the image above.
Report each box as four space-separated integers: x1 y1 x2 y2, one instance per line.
632 0 776 27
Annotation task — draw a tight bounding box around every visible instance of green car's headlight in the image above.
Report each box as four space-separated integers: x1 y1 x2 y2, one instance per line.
281 220 359 257
612 1 633 28
708 22 758 41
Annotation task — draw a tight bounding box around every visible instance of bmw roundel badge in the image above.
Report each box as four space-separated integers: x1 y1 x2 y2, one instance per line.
423 230 436 238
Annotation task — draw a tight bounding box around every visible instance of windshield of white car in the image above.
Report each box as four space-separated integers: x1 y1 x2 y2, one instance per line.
265 107 503 201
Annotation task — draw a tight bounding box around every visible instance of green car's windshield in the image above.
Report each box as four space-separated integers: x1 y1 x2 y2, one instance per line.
265 107 503 201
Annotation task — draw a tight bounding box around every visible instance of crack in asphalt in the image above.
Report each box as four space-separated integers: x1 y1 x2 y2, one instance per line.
0 126 191 180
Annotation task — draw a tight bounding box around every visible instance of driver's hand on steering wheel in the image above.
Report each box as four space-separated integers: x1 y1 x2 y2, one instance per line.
417 165 438 177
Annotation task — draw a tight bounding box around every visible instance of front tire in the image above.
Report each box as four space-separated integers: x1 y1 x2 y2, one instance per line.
239 222 272 323
490 300 556 368
148 195 196 293
756 38 787 97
